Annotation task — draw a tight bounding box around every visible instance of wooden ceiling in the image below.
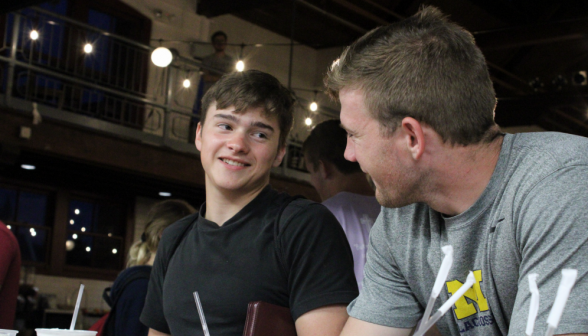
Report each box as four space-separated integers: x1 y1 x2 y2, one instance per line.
198 0 588 136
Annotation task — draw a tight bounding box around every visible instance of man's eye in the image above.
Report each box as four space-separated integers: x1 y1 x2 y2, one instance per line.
219 124 232 131
253 132 268 139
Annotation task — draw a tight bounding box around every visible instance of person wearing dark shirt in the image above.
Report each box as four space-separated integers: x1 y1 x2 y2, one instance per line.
141 70 358 336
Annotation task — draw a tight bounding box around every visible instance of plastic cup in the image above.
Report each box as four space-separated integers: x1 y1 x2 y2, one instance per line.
35 329 97 336
0 329 19 336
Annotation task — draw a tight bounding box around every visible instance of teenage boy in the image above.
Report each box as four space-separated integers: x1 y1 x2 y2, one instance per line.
141 70 359 336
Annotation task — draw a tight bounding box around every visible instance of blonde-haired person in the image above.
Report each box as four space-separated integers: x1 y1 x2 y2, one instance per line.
105 200 196 336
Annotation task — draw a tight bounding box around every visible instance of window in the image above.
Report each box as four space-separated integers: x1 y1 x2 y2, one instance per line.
0 187 52 265
65 198 124 270
0 183 130 280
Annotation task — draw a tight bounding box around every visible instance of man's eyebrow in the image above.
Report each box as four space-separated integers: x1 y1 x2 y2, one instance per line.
251 121 274 132
339 123 350 132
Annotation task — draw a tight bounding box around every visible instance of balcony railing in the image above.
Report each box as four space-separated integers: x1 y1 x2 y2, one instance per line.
0 7 203 153
0 7 314 181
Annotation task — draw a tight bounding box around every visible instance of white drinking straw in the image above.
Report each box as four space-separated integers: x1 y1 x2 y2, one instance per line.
69 284 85 330
193 291 211 336
417 245 453 334
544 269 578 336
413 271 476 336
526 274 540 336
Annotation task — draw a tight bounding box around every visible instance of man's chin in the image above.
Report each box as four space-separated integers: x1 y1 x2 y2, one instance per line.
375 190 410 209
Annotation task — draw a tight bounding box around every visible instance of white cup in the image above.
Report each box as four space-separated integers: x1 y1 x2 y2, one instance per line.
0 329 19 336
35 329 97 336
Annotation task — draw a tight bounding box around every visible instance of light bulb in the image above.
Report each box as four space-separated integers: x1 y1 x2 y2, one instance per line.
151 47 173 67
83 43 93 54
30 30 39 40
183 79 191 88
305 117 312 126
310 102 318 111
86 246 91 252
112 249 118 254
236 60 245 72
66 240 75 251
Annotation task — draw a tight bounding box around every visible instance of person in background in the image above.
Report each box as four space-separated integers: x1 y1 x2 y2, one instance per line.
201 31 235 95
326 6 588 336
302 120 379 291
106 200 195 336
141 70 358 336
0 220 21 329
191 31 236 143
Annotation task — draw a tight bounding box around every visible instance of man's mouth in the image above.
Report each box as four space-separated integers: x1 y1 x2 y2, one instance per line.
221 158 249 167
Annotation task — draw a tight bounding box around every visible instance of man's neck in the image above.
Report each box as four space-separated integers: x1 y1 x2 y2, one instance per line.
425 135 504 216
204 182 268 226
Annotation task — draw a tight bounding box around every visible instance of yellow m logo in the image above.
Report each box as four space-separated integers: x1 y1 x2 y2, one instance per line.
445 270 489 319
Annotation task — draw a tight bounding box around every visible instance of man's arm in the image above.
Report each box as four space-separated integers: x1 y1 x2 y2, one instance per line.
295 304 349 336
147 328 170 336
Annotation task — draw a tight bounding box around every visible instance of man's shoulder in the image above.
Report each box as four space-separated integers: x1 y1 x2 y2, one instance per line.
499 132 588 198
508 132 588 168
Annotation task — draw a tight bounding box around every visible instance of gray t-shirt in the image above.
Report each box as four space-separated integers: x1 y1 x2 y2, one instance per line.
348 132 588 336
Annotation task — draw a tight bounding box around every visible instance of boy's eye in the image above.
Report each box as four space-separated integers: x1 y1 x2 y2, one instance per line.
253 132 268 139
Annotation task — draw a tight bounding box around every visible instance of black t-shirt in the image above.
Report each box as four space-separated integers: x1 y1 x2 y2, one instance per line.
140 186 359 336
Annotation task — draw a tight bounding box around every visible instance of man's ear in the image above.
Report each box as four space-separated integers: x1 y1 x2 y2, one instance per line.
400 117 425 160
273 145 287 167
195 122 203 151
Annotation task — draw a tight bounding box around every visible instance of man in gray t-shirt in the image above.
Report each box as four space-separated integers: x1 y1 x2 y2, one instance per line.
324 5 588 336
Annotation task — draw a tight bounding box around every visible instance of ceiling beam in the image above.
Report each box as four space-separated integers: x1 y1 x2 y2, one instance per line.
197 0 285 17
295 0 368 34
356 0 404 20
0 0 46 14
329 0 390 26
474 18 588 51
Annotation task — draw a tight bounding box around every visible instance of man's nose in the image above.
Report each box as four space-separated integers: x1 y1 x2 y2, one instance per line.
344 138 356 162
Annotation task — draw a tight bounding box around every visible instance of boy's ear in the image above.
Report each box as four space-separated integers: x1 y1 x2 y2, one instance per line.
195 122 203 151
273 145 287 167
319 160 334 179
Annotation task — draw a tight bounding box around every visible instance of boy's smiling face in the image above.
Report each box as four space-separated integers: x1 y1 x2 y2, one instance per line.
196 104 285 195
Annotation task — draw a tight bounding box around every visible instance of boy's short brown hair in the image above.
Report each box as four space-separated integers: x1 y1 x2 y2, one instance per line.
201 70 295 148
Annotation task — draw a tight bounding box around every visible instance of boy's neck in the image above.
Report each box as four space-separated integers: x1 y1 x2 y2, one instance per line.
203 182 268 226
